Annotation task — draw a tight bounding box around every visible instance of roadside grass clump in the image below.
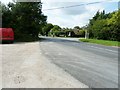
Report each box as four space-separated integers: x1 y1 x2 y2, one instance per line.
80 38 120 47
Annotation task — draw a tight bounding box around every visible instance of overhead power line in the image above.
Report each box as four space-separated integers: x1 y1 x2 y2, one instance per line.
43 0 113 11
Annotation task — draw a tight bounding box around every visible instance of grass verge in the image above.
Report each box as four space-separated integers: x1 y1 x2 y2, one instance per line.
80 39 120 47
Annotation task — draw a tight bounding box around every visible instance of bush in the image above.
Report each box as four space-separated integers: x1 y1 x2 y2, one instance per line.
15 31 39 42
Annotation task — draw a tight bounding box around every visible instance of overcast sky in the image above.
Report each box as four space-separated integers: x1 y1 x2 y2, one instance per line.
1 0 119 28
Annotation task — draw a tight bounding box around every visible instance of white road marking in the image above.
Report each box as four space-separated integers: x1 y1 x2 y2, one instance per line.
88 45 118 53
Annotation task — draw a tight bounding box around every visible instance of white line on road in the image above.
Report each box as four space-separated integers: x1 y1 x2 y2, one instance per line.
88 45 118 53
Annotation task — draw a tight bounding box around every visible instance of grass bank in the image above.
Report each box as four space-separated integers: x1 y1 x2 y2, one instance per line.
80 39 120 47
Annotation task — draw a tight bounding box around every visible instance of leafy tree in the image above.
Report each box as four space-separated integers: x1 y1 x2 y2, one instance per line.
91 19 107 39
50 25 61 32
13 2 47 37
79 30 85 37
93 11 100 20
2 2 47 41
51 25 61 31
42 23 53 36
74 26 81 30
87 10 120 41
0 3 2 27
107 10 120 41
1 3 13 28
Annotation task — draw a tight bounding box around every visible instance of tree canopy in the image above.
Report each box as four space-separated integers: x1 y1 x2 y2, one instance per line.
42 23 54 36
1 2 47 41
88 10 120 41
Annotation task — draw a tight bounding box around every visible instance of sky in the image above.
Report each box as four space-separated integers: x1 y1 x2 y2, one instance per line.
1 0 119 28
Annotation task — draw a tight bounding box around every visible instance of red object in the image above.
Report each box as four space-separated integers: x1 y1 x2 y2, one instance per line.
0 28 14 43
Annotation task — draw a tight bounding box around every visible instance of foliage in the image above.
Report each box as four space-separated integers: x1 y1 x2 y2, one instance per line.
46 24 85 37
51 25 61 32
2 2 47 42
74 26 81 30
1 3 13 28
49 25 62 36
42 23 53 36
79 30 85 37
88 10 120 41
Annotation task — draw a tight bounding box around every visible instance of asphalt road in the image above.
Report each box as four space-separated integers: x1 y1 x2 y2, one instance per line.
40 37 118 88
2 42 88 88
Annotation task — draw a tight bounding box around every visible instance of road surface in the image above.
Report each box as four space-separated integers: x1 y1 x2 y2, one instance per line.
1 41 88 88
40 37 118 88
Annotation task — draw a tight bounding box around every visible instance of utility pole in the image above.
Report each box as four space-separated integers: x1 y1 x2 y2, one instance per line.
85 29 89 39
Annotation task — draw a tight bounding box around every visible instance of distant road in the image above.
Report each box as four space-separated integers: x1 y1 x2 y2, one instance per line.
40 37 118 88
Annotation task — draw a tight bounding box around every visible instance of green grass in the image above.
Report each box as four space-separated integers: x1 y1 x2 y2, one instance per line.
80 38 120 47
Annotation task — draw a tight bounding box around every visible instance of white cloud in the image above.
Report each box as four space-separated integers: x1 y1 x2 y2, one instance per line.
59 2 87 15
42 1 106 28
1 0 118 28
1 0 13 4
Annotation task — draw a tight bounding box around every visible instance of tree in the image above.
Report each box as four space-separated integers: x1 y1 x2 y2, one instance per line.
79 30 85 37
52 25 61 31
42 23 53 36
0 3 1 27
74 26 81 30
91 19 107 39
87 10 119 41
2 2 47 41
1 3 13 28
107 10 120 41
93 11 100 20
50 25 61 37
13 2 47 37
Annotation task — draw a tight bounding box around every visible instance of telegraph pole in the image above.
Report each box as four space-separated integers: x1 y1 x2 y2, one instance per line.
85 30 89 39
